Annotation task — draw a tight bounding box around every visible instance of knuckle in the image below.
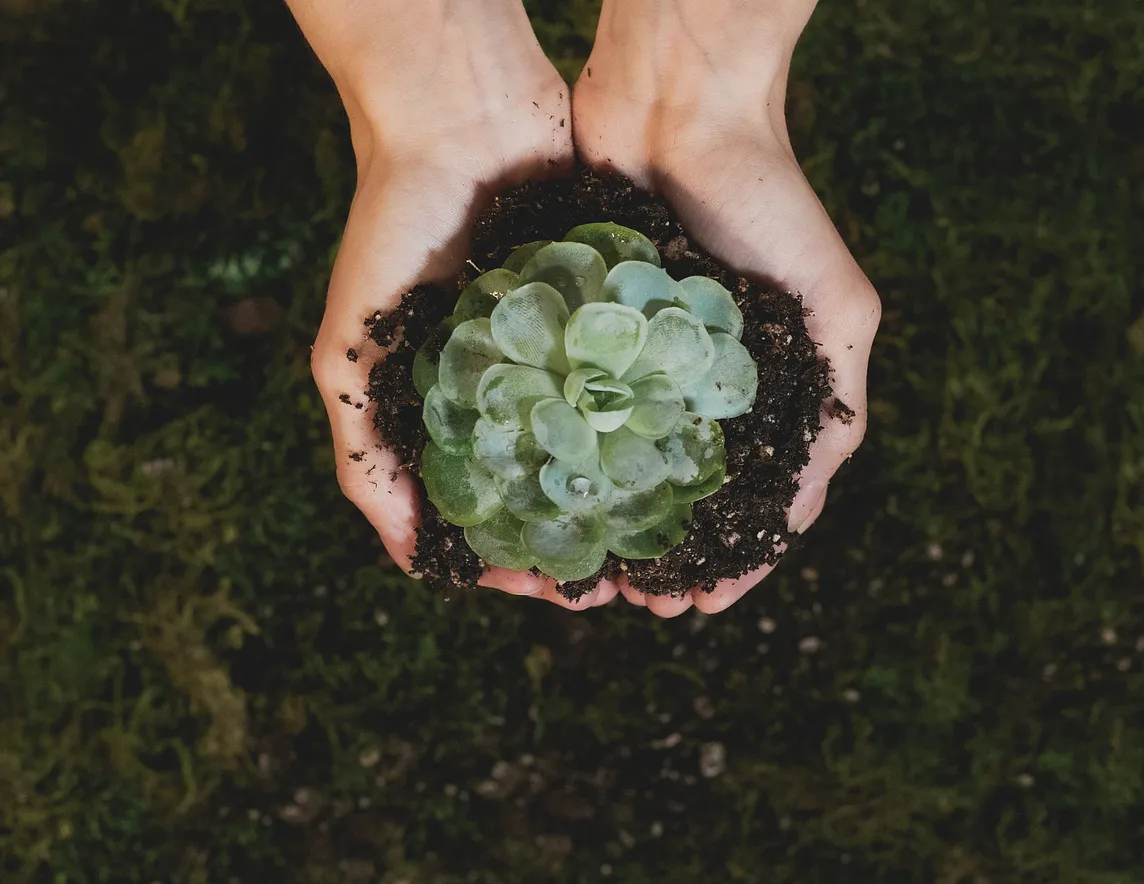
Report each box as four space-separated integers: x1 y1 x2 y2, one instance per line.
846 281 882 332
310 343 344 391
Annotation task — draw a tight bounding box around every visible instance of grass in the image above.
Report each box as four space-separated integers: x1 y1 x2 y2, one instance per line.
2 0 1143 881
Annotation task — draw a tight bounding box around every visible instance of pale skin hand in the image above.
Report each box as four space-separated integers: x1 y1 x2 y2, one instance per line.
573 0 882 617
286 0 621 610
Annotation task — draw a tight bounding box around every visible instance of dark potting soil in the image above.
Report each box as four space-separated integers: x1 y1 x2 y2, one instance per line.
366 168 838 599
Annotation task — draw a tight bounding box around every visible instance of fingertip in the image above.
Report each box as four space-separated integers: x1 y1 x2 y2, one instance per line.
479 567 546 596
616 575 647 607
692 565 776 614
543 582 600 611
593 580 621 607
787 480 828 533
645 592 694 619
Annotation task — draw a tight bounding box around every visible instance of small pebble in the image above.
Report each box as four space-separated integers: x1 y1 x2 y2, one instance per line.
699 742 727 778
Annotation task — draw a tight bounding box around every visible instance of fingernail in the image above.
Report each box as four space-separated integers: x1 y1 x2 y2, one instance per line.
787 482 827 533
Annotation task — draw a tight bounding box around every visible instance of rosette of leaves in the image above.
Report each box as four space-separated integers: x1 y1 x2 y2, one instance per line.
413 222 759 582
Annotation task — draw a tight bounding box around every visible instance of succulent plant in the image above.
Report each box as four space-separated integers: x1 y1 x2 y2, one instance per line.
413 223 759 582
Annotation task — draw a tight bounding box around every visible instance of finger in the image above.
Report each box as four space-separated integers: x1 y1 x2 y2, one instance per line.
691 559 780 615
644 590 694 619
478 567 547 596
593 579 621 607
787 274 877 531
788 480 829 534
534 580 602 611
311 337 422 573
618 578 648 607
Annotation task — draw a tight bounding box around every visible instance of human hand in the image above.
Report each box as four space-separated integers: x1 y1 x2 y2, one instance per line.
573 0 881 616
288 0 620 609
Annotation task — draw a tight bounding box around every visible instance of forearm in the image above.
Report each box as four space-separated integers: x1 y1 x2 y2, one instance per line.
591 0 814 114
284 0 560 162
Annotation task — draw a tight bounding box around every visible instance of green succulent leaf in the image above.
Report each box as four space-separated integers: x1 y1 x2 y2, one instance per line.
600 483 675 533
657 413 725 486
476 364 562 427
677 276 744 338
622 306 716 383
608 503 693 559
437 318 504 408
421 442 503 527
518 242 608 312
495 474 563 522
564 367 608 407
489 281 570 373
564 302 648 378
599 426 671 491
523 515 608 583
530 398 598 462
471 417 547 480
422 385 479 455
626 373 686 439
539 456 615 514
563 223 661 269
502 240 553 274
578 378 635 433
671 461 727 504
412 322 452 398
454 268 519 323
681 333 759 419
464 509 537 570
601 261 682 317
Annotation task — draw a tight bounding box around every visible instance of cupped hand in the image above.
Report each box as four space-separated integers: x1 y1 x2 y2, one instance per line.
572 0 881 617
289 0 619 610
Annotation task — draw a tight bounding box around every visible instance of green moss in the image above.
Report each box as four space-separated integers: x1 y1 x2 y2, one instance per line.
2 0 1143 881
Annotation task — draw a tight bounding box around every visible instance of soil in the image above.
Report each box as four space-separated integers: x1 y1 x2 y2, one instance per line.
365 168 838 599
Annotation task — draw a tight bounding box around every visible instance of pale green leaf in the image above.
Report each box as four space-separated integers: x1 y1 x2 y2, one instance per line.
422 385 478 455
530 398 598 462
495 474 562 522
608 503 692 559
564 367 607 407
600 261 683 316
622 307 715 383
657 413 725 486
626 373 685 439
539 456 615 514
671 461 726 504
421 442 503 527
523 516 608 582
564 302 648 377
489 281 570 373
471 417 547 480
464 510 537 570
437 318 503 408
599 426 671 491
518 242 608 312
578 377 635 433
677 276 744 338
600 483 674 533
453 268 519 323
412 322 452 398
502 240 553 274
563 222 661 269
681 333 759 419
476 364 562 426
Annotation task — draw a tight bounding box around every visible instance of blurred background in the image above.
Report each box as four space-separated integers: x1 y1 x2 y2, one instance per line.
2 1 1142 881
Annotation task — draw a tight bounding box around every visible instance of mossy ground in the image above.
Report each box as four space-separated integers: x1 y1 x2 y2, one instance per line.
2 1 1142 882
